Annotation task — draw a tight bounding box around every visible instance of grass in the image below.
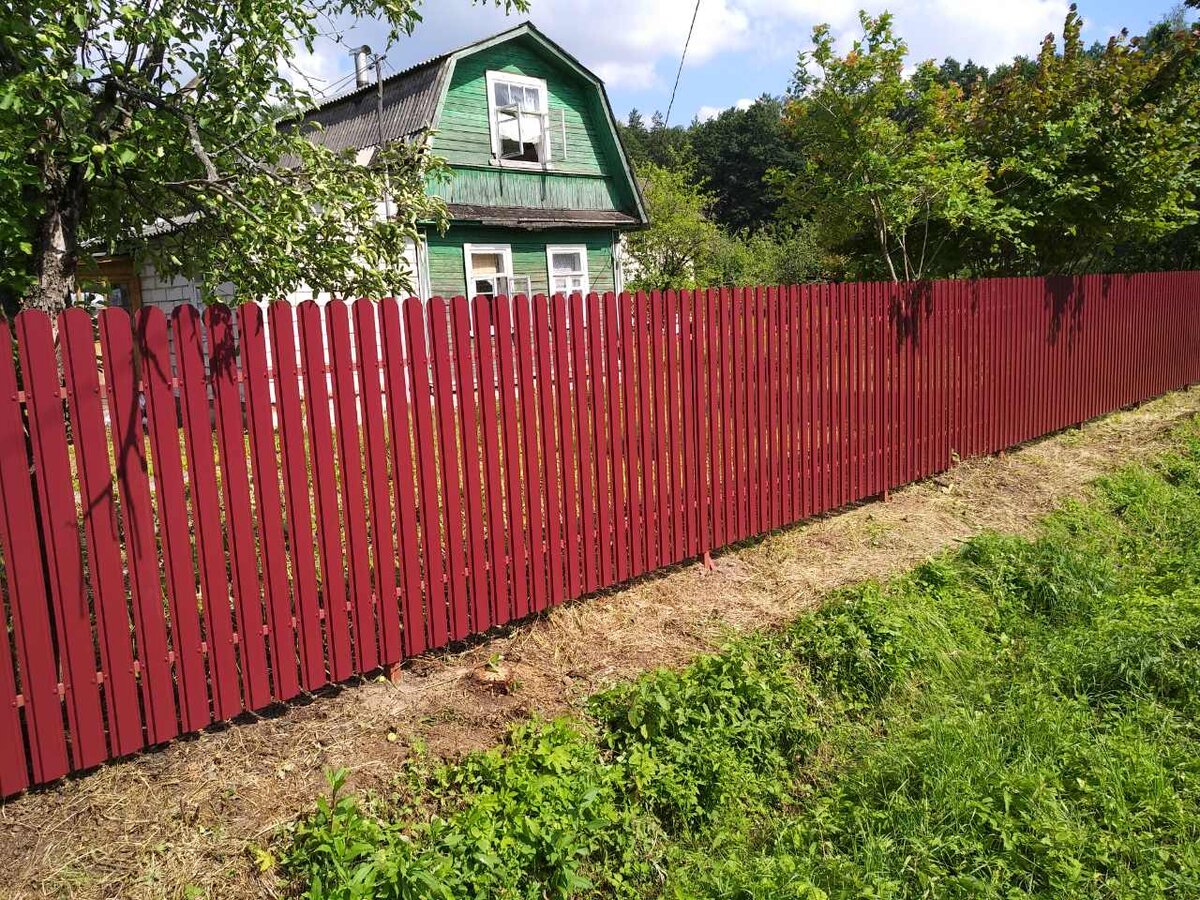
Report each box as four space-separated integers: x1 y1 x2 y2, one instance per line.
278 414 1200 899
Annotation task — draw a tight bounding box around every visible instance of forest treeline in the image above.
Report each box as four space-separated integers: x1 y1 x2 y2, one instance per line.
618 5 1200 289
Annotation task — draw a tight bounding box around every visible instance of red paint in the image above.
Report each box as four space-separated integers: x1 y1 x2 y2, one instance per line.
61 309 144 755
429 298 470 638
299 302 354 678
0 319 68 785
5 274 1200 796
666 290 684 561
98 310 178 740
239 304 302 702
637 292 658 567
452 297 491 630
619 292 645 577
533 296 565 607
136 308 211 729
354 299 402 665
605 293 630 579
268 302 328 688
473 296 510 627
575 293 598 588
493 295 530 621
208 305 272 710
381 298 429 651
590 292 616 585
407 298 449 647
326 302 378 672
515 295 548 613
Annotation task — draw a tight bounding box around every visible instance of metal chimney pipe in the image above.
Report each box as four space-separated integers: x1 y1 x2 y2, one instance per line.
352 45 373 88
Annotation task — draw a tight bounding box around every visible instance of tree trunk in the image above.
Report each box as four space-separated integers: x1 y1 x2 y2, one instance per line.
25 161 83 316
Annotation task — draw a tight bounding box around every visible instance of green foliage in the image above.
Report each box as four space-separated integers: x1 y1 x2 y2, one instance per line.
283 721 649 899
773 12 1012 282
963 7 1200 275
688 96 802 233
619 7 1200 283
623 165 839 291
0 0 521 312
701 224 842 287
618 110 693 173
784 581 918 707
590 642 819 832
282 416 1200 900
623 162 722 292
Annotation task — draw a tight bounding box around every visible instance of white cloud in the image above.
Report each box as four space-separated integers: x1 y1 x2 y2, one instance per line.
286 44 355 96
897 0 1068 67
287 0 1074 102
696 97 755 122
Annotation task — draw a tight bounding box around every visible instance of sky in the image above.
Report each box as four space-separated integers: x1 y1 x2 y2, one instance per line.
290 0 1188 125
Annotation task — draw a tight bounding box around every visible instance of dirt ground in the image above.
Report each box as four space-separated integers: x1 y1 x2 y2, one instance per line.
3 385 1200 900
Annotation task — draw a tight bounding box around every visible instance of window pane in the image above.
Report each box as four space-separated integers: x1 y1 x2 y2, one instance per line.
474 277 496 296
551 251 582 274
520 111 543 139
493 78 545 162
471 251 505 276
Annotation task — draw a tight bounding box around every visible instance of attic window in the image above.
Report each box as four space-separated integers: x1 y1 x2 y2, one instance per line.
486 71 549 164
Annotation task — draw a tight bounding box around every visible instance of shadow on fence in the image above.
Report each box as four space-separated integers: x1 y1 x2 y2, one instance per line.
1 272 1198 796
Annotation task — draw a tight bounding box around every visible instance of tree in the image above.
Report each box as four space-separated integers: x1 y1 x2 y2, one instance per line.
689 95 802 232
964 6 1200 274
622 163 720 291
617 111 692 172
0 0 523 314
933 57 989 98
772 12 1009 281
701 224 841 286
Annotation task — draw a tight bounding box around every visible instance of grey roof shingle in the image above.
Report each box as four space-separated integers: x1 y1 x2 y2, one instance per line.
301 58 449 151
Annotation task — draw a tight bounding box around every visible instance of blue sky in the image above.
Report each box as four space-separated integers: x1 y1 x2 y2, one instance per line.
291 0 1188 124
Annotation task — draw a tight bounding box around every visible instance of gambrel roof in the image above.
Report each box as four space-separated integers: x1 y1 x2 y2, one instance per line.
300 22 647 225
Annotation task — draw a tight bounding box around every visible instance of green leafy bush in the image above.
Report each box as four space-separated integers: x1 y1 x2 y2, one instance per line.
590 641 819 833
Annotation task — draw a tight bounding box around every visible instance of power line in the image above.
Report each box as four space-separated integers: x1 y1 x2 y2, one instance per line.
664 0 702 126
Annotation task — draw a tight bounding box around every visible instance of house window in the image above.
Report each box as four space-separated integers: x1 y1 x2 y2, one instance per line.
464 243 514 298
486 71 549 165
546 246 589 295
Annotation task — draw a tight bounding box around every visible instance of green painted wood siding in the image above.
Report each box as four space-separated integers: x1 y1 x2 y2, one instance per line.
425 225 616 298
430 36 637 215
426 167 625 210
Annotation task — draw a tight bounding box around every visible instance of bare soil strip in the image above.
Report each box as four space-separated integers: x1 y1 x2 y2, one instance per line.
3 385 1199 900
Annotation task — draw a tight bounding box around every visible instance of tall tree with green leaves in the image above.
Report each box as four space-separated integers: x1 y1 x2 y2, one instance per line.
617 110 692 173
689 95 802 232
0 0 524 314
964 6 1200 274
772 12 1008 282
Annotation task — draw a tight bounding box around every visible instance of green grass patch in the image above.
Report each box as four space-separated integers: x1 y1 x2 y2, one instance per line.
279 417 1200 899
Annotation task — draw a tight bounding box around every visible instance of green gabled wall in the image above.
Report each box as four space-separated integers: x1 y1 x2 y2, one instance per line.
428 36 639 216
427 167 626 210
425 225 616 298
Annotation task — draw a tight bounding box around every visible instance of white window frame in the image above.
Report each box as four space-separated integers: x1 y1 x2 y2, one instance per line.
545 245 590 296
485 70 551 168
464 243 514 298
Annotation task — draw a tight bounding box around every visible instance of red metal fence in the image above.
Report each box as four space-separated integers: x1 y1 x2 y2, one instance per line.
2 272 1198 796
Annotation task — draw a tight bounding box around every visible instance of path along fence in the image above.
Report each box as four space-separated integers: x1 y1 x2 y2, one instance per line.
2 272 1199 796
